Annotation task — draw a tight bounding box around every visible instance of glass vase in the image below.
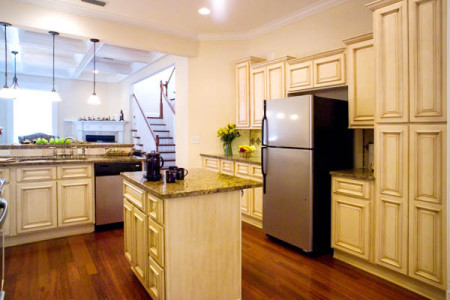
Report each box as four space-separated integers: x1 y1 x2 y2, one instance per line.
224 141 233 156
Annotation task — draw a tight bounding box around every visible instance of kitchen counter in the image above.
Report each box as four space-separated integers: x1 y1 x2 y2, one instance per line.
121 168 262 199
0 155 145 167
0 143 134 149
330 168 375 180
200 153 261 165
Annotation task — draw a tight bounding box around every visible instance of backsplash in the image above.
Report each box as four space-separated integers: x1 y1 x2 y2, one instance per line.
232 129 262 157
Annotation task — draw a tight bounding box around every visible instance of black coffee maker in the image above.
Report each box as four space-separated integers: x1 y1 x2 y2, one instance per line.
146 151 164 181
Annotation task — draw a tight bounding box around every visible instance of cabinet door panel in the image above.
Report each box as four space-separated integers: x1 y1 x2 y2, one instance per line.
236 61 251 128
240 188 251 216
347 39 375 128
266 62 285 100
251 187 263 220
332 194 370 260
409 202 444 287
410 125 446 204
287 61 313 92
313 53 346 87
1 184 12 236
16 181 57 233
250 67 266 127
409 0 445 122
123 199 133 264
132 208 147 286
57 179 94 226
374 1 409 123
148 217 164 267
148 256 165 300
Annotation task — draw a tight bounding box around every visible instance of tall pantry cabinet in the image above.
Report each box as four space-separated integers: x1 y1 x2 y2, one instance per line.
369 0 447 290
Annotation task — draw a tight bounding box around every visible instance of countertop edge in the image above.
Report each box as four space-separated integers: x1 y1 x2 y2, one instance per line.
200 153 261 165
330 169 375 181
0 156 145 167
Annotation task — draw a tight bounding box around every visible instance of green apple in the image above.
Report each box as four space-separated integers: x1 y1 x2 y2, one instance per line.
36 138 42 144
42 138 49 144
55 138 60 144
65 139 71 144
49 138 55 144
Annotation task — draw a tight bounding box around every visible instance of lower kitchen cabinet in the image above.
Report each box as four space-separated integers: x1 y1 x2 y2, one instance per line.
123 199 134 264
240 188 251 215
251 187 263 220
1 183 12 236
148 256 165 300
16 181 57 233
58 179 94 226
132 206 147 286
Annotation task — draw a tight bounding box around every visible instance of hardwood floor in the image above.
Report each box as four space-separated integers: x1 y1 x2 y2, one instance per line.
5 223 425 300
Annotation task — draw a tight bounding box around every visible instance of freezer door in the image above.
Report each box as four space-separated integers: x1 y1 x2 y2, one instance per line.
265 95 313 148
262 147 313 251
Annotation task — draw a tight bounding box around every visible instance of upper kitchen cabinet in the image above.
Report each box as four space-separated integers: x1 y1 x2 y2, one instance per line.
368 0 446 123
235 57 266 129
408 0 446 122
287 48 346 93
344 34 375 128
250 57 294 128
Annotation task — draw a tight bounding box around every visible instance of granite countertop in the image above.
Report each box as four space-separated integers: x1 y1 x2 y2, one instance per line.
200 153 261 165
121 168 263 199
330 168 375 180
0 143 134 149
0 156 145 167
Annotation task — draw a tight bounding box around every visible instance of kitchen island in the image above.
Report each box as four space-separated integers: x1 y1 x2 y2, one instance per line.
121 169 263 300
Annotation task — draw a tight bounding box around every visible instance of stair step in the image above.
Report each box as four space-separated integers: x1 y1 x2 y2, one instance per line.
158 137 173 140
131 129 138 132
133 136 141 139
169 98 175 101
159 144 176 147
136 144 144 146
154 130 170 133
151 124 166 126
159 151 175 154
147 116 163 119
163 159 176 162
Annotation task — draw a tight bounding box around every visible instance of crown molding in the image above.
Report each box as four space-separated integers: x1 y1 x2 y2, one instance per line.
14 0 198 40
198 0 351 41
15 0 350 42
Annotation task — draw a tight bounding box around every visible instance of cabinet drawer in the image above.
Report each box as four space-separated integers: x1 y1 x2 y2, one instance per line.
203 157 220 172
123 181 146 212
57 165 92 179
147 193 164 225
220 160 235 175
148 217 164 267
250 165 263 180
333 177 371 199
235 163 250 177
148 256 165 300
0 168 10 183
313 53 346 87
17 166 56 182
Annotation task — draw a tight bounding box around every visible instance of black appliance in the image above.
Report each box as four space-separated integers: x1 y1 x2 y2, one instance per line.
146 151 164 181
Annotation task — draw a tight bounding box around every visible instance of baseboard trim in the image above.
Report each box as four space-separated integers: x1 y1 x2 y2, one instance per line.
241 214 262 228
5 224 95 247
334 250 445 300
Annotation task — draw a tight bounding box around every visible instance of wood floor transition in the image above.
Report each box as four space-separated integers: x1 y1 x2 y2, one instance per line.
4 222 424 299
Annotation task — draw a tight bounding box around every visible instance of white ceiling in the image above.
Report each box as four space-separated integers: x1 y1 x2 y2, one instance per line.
14 0 350 40
0 26 165 83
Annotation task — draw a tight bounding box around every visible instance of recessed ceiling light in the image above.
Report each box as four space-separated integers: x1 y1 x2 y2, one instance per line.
198 7 211 15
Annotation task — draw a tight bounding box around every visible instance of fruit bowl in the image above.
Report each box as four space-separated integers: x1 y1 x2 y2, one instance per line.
239 151 252 158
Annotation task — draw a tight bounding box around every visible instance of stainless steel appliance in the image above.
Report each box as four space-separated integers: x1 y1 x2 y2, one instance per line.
261 95 353 253
0 179 8 300
95 162 142 229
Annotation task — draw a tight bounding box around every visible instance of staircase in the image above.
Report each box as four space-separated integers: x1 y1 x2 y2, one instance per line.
132 67 176 168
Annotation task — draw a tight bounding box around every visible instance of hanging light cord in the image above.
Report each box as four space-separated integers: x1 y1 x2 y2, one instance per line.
3 24 8 88
93 41 96 94
52 33 55 92
12 51 18 87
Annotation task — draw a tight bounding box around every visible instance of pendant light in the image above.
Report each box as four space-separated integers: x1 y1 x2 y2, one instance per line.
9 50 21 98
0 22 15 100
87 38 100 105
49 31 61 102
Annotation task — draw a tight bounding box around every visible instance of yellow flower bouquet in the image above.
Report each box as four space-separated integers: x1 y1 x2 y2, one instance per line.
217 123 240 156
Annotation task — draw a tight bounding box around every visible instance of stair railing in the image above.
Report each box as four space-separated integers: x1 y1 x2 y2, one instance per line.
160 67 176 116
132 93 160 152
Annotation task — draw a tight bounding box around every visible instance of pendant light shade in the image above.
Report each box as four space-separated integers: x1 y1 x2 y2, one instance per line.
0 22 14 100
87 38 100 105
49 31 62 102
8 50 21 99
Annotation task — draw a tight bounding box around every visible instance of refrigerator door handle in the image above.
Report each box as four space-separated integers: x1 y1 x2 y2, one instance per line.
261 146 267 194
261 100 268 146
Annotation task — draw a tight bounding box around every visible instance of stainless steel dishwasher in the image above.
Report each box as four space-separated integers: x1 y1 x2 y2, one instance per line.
94 162 142 230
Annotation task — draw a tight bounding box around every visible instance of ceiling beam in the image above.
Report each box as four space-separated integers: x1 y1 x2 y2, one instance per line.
71 41 103 79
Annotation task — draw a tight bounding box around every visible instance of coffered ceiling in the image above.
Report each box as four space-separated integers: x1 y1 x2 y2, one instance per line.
0 26 165 83
14 0 350 40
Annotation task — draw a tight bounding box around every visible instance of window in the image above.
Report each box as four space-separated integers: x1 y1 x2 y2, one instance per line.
13 93 54 142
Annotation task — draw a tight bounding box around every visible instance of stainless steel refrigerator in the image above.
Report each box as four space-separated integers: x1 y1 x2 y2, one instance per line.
261 95 353 253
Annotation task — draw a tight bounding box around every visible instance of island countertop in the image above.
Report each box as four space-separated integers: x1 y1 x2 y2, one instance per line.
121 168 263 199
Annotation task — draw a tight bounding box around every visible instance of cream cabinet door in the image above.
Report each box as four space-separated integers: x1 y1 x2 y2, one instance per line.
57 179 94 227
409 124 446 287
332 194 371 260
16 181 57 233
148 217 165 267
347 38 375 128
132 207 147 286
251 187 263 220
286 61 313 92
409 0 446 122
1 184 12 237
250 66 266 127
236 61 251 128
374 125 408 274
266 62 286 100
313 53 346 88
148 256 165 300
124 199 134 264
240 188 252 216
373 0 409 123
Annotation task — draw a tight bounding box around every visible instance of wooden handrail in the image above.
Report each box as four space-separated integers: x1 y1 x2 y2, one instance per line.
160 80 175 114
132 93 159 151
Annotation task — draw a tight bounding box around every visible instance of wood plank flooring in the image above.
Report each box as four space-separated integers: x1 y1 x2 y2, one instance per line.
4 223 424 299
